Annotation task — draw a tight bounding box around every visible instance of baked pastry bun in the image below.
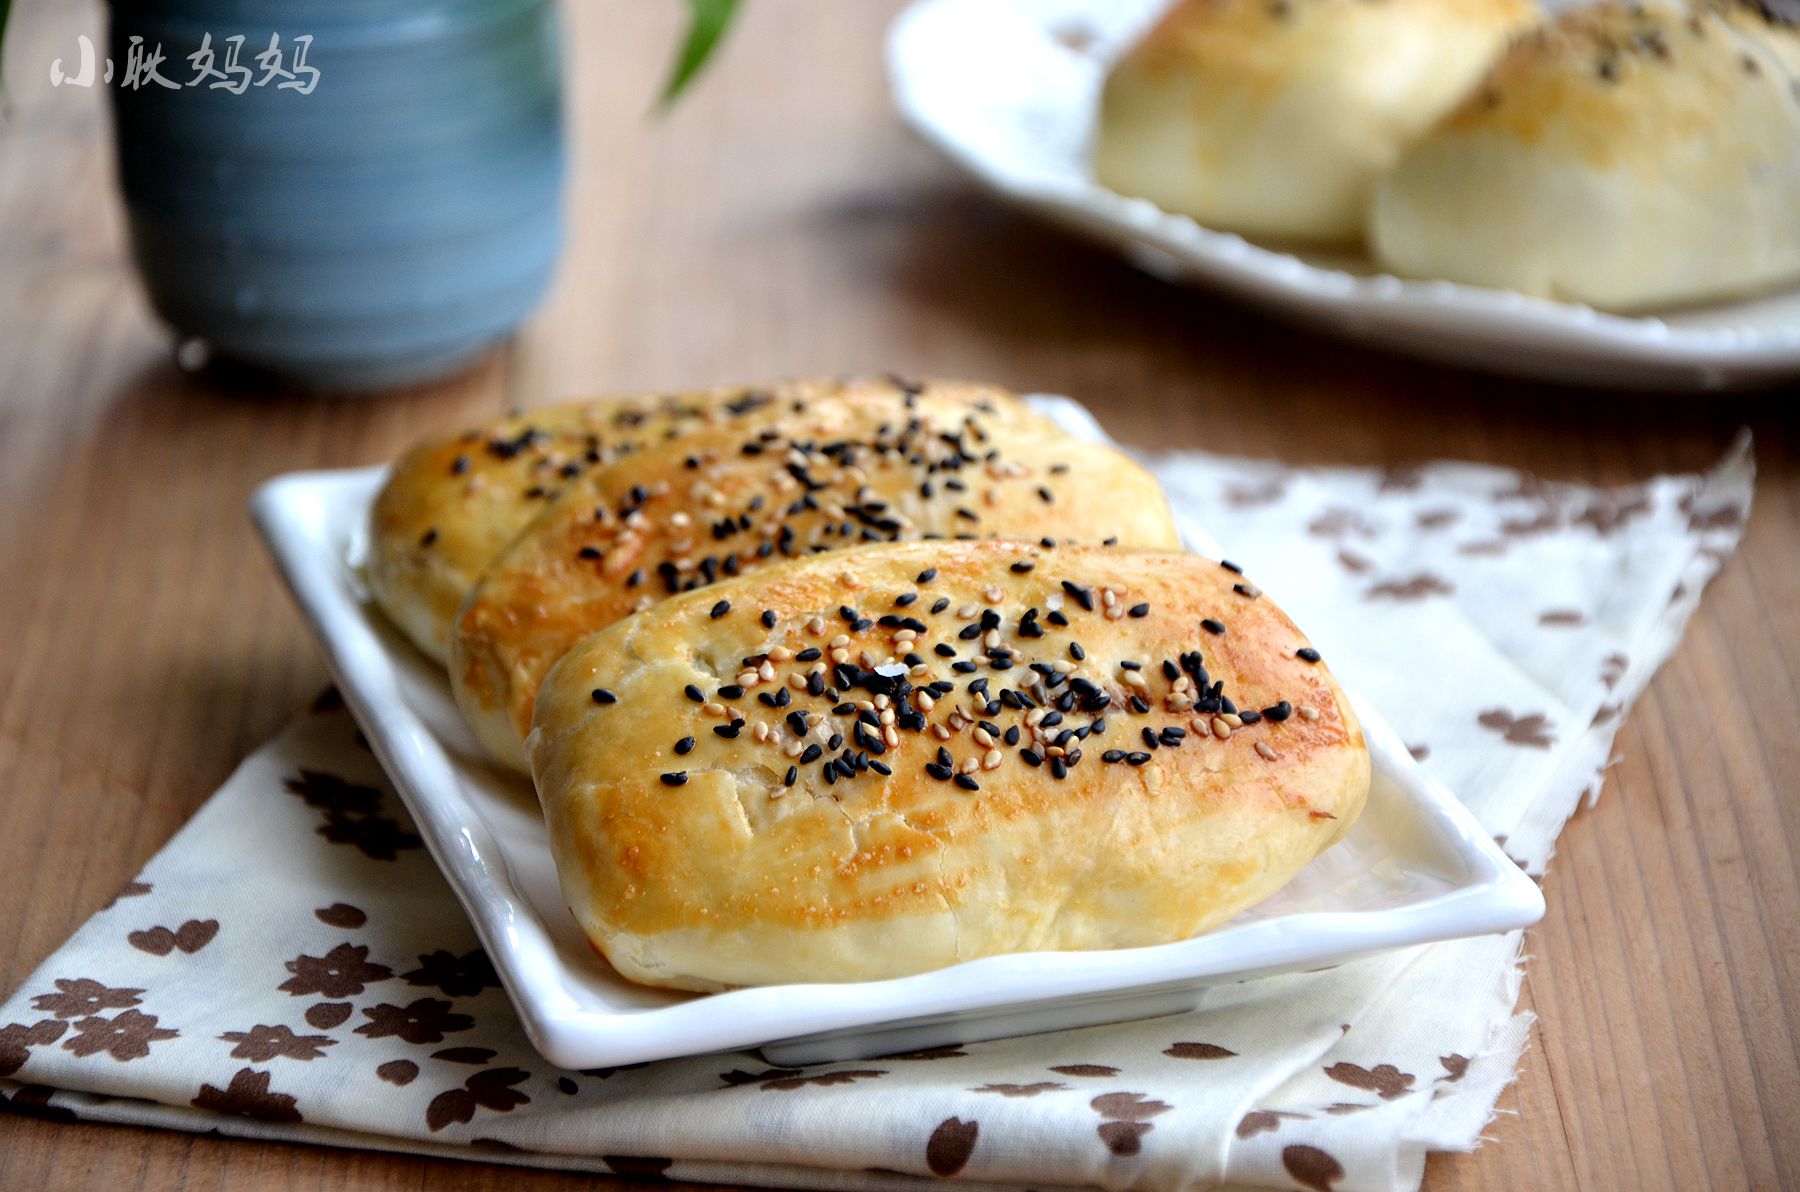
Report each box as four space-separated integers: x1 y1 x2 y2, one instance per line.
1094 0 1534 242
530 540 1368 990
452 389 1181 770
367 378 1014 664
1369 1 1800 309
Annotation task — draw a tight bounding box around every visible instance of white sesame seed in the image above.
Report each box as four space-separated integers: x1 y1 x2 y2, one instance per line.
983 749 1002 770
1255 742 1278 761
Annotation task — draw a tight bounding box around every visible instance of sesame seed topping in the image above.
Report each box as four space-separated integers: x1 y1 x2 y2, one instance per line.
1201 619 1226 636
916 568 938 584
1220 560 1242 574
674 736 695 754
660 771 688 786
684 684 704 703
1254 742 1278 761
590 688 617 705
1128 603 1150 618
710 600 732 619
1297 647 1321 663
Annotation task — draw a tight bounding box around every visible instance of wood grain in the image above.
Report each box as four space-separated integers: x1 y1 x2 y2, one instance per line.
2 1 1796 1189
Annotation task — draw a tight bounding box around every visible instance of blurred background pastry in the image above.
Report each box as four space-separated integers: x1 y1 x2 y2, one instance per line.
1369 0 1800 310
1093 0 1535 242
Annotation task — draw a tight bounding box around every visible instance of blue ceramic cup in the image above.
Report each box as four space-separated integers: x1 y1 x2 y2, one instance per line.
108 0 565 390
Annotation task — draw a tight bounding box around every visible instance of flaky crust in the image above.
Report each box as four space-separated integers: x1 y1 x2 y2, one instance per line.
1094 0 1533 242
452 390 1181 770
1370 1 1800 309
531 541 1368 990
367 377 1010 664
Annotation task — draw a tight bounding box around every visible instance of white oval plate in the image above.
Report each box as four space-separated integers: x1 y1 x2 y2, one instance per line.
250 396 1542 1070
887 0 1800 390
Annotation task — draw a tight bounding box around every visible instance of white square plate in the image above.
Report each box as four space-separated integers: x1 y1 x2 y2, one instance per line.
250 396 1543 1070
888 0 1800 390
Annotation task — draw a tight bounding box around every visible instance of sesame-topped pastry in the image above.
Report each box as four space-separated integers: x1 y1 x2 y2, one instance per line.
1093 0 1534 242
1369 0 1800 309
367 377 1015 664
530 540 1367 990
451 390 1181 770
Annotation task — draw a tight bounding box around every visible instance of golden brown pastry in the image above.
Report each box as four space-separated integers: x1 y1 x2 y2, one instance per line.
1369 1 1800 309
530 540 1368 990
452 389 1181 770
367 377 1000 664
1094 0 1534 242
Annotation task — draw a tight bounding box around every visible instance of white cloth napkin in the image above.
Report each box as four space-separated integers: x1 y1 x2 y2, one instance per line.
0 438 1751 1192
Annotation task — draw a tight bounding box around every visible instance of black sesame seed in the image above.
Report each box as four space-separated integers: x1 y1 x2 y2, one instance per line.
660 771 688 786
674 736 696 755
1128 603 1150 618
916 568 938 584
1126 751 1151 766
784 766 798 787
627 569 645 588
1238 709 1262 725
713 723 741 738
761 609 778 629
1003 725 1020 745
1037 486 1054 504
420 528 438 547
1263 701 1292 723
1201 619 1226 636
800 744 823 764
896 592 918 607
1221 560 1243 574
1050 757 1067 779
930 597 951 614
954 773 980 792
684 684 704 703
1069 642 1086 661
796 647 822 662
1102 749 1125 763
1020 748 1044 767
1297 647 1322 663
718 685 744 700
1046 610 1068 627
828 733 844 750
1011 560 1035 574
1159 727 1185 747
1142 727 1160 749
926 763 952 781
578 546 602 560
1060 581 1095 611
590 688 617 705
451 455 470 475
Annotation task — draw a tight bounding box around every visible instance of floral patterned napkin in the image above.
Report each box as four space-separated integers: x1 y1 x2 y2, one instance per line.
0 437 1751 1191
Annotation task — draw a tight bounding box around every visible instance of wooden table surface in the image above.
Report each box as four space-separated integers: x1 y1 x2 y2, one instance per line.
3 2 1796 1188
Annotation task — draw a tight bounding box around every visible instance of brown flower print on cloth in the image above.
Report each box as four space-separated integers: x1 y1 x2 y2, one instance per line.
1225 478 1287 508
31 978 143 1019
1576 490 1651 536
1476 709 1556 749
431 1046 497 1065
403 949 500 997
355 998 474 1045
1049 1064 1119 1077
1308 508 1377 539
284 769 421 861
718 1067 888 1091
62 1009 178 1061
1090 1092 1173 1156
1414 507 1460 530
1439 1054 1471 1083
2 1083 80 1123
971 1082 1065 1097
304 1002 353 1029
0 1019 68 1076
926 1117 980 1177
219 1024 336 1061
878 1044 967 1060
1235 1109 1308 1139
1538 609 1586 627
377 1059 420 1086
314 903 367 929
1366 574 1454 600
1163 1042 1237 1060
1283 1143 1345 1192
127 919 218 956
1600 652 1629 690
1323 1061 1415 1100
602 1156 673 1178
1324 1102 1375 1115
192 1067 303 1122
1378 465 1425 494
102 880 153 910
426 1067 532 1132
279 942 393 998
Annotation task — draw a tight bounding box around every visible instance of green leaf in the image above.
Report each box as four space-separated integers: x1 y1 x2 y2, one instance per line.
656 0 741 111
